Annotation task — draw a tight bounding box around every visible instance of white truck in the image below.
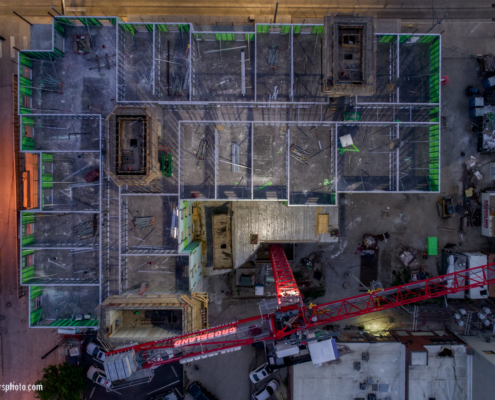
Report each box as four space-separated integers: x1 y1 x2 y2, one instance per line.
464 252 489 299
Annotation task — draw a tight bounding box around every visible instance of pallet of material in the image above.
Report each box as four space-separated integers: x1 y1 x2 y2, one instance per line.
479 54 495 73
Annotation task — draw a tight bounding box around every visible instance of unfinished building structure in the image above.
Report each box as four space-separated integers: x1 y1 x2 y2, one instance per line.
16 15 440 338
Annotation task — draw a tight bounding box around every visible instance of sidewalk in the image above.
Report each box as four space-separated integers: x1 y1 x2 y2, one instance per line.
0 16 61 400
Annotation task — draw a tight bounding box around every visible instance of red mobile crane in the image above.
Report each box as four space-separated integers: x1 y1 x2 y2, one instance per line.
104 246 495 381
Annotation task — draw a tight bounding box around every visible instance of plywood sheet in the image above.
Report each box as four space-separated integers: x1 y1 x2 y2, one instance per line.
317 214 329 233
212 214 233 270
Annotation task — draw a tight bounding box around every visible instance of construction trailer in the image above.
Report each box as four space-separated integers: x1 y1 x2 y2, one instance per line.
481 192 495 237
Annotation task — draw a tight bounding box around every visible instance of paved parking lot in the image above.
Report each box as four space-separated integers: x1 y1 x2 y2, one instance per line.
79 337 183 400
184 345 287 400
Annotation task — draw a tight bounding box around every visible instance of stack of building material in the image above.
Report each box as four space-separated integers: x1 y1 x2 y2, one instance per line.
479 54 495 73
196 140 208 160
75 217 96 240
290 144 310 165
268 45 279 69
134 217 155 232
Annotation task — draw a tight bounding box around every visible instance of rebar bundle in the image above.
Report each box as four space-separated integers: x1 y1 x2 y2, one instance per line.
171 73 183 96
268 45 279 69
41 74 64 93
134 217 155 233
196 140 208 160
290 144 310 165
74 218 95 240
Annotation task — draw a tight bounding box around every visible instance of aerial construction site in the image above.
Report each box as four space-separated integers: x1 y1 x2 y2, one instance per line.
8 8 495 400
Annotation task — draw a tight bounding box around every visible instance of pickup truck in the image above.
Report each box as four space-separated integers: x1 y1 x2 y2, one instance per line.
87 366 111 389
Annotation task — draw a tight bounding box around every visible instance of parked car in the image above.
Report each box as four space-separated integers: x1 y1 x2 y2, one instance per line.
86 342 106 362
249 362 274 383
252 379 279 400
87 366 112 388
187 382 218 400
149 390 178 400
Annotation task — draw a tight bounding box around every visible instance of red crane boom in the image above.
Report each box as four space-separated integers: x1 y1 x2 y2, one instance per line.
269 245 301 305
105 260 495 371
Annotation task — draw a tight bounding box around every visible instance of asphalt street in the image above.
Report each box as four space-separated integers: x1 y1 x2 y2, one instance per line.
0 0 494 21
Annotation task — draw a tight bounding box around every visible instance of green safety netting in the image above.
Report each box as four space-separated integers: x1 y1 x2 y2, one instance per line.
344 112 362 121
293 25 324 34
21 117 34 149
22 266 34 283
49 319 98 327
429 37 440 103
379 35 396 43
428 124 440 191
257 25 291 34
30 286 42 325
42 174 53 189
22 213 34 245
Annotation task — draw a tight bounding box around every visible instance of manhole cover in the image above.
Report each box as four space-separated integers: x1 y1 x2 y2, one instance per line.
0 315 5 321
5 302 12 308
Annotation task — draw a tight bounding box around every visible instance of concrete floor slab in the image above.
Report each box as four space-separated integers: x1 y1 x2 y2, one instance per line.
23 248 99 284
293 32 325 102
256 32 291 102
399 41 433 103
193 36 254 101
31 25 116 115
217 123 252 199
125 195 179 251
337 124 398 192
289 124 336 205
122 30 157 102
22 115 100 152
358 38 398 104
28 212 99 247
34 285 100 325
181 123 216 199
123 255 188 294
232 201 338 268
253 124 287 199
156 30 190 101
41 152 100 212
